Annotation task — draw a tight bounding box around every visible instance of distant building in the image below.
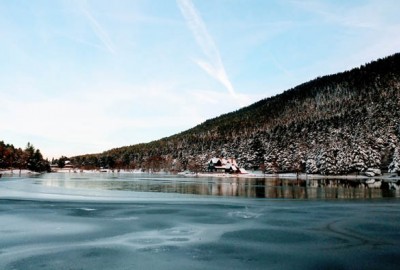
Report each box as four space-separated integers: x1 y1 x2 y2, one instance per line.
64 160 73 169
207 157 246 174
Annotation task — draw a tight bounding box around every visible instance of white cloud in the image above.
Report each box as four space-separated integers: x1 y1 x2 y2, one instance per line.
0 79 211 158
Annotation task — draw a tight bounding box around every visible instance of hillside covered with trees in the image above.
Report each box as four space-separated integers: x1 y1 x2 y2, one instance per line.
0 142 50 173
71 53 400 175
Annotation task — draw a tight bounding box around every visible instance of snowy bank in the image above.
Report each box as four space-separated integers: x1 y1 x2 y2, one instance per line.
0 169 40 176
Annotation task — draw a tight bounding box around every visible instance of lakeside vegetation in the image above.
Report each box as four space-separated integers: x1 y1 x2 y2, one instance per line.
0 141 50 173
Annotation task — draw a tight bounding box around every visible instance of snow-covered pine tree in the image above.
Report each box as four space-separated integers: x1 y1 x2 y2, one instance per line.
388 147 400 174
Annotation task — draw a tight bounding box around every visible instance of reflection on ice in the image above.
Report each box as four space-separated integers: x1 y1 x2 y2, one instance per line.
2 172 399 200
38 173 400 199
79 208 96 211
227 210 261 219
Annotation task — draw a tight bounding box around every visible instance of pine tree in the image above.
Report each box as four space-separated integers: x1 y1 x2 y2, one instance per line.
388 148 400 174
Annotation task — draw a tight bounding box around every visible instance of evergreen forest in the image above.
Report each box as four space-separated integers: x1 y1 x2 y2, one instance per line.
0 142 50 173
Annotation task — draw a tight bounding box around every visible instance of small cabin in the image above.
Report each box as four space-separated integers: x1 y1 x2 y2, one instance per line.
64 160 73 169
207 157 241 173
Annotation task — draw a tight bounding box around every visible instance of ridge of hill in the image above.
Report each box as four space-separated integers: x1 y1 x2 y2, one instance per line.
71 53 400 175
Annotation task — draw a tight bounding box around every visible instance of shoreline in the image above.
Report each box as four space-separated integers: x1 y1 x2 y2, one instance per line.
0 169 41 176
2 168 400 182
182 172 400 181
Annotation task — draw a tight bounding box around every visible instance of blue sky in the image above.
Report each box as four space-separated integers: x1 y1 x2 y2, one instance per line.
1 0 399 158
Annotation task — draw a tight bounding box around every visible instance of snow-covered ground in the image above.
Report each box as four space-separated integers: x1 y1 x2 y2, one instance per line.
0 169 40 176
191 171 400 181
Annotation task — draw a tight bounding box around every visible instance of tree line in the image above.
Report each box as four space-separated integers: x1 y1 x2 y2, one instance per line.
0 141 50 173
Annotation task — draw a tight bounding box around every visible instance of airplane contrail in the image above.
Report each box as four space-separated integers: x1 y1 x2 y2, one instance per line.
177 0 239 100
78 1 116 54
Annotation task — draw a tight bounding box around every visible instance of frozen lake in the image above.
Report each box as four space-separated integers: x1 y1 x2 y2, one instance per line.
1 173 399 269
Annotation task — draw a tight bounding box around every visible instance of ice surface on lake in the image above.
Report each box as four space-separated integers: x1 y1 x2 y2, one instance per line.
0 173 399 269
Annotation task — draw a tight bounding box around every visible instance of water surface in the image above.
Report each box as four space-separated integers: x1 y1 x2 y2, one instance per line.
22 172 400 199
0 173 399 269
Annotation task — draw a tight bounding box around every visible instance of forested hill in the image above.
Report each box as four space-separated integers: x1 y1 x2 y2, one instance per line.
71 53 400 175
